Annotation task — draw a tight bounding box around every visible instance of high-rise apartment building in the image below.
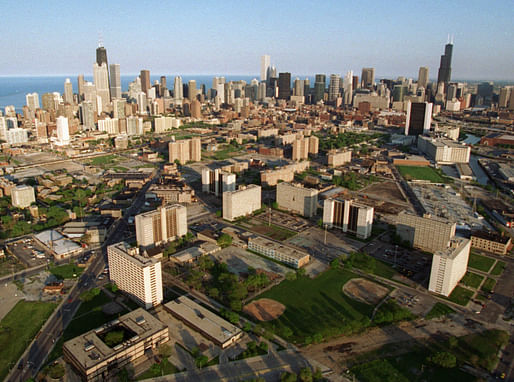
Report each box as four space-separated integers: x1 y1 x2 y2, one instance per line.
135 204 187 248
25 93 40 111
313 74 326 103
107 242 163 309
202 168 236 196
428 237 470 296
56 116 70 146
292 137 309 161
278 72 291 100
260 55 270 82
64 78 73 104
168 138 201 164
11 185 35 209
404 101 433 136
418 66 429 89
222 185 261 221
276 182 318 218
109 64 121 99
323 198 374 239
79 101 95 130
437 42 453 87
396 211 456 252
174 76 183 100
361 68 375 89
140 70 151 95
328 74 341 103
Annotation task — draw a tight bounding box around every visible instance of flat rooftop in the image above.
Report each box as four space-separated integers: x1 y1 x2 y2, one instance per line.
63 308 167 370
108 242 159 267
249 236 309 260
471 230 511 244
434 237 470 260
164 296 241 345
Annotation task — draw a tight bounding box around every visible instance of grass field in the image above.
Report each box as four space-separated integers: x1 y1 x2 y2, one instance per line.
0 301 57 381
250 223 297 241
490 261 506 276
137 359 179 380
447 286 473 306
481 278 496 294
255 268 374 343
49 263 84 279
467 253 495 273
460 271 484 289
425 302 456 320
90 155 118 166
396 166 446 183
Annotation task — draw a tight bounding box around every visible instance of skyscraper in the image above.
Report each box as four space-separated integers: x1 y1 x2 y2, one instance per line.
418 66 429 89
25 93 40 111
343 71 353 106
361 68 375 89
174 76 183 100
77 74 85 101
56 116 70 146
160 76 168 97
328 74 340 103
135 204 187 248
140 70 151 95
278 72 291 100
93 63 110 110
109 64 121 99
313 74 326 103
64 78 73 104
437 41 453 86
188 80 197 100
405 101 433 136
260 55 271 82
96 44 108 67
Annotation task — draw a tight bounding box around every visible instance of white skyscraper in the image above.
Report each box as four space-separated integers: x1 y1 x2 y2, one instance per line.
93 62 110 109
343 71 353 106
174 76 183 101
64 78 73 104
25 93 40 111
109 64 122 99
260 55 271 82
136 92 148 114
56 116 70 145
328 74 341 103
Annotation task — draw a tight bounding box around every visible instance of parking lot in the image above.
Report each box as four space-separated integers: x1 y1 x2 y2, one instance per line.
255 209 311 232
7 238 50 267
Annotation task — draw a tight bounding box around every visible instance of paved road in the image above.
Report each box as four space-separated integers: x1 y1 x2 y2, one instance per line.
7 169 161 382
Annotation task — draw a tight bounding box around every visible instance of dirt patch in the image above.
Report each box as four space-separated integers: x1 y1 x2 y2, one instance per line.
361 181 408 205
343 278 389 305
243 298 285 321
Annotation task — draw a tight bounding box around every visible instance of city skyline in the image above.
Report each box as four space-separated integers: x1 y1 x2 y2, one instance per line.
1 0 513 80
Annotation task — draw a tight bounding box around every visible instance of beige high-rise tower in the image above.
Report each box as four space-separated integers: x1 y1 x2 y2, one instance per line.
135 204 187 248
168 138 201 164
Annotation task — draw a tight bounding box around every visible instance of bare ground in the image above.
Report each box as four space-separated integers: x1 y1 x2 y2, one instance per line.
243 298 286 321
342 278 389 305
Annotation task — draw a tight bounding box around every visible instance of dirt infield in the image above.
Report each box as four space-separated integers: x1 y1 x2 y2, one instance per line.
243 298 286 321
342 278 389 305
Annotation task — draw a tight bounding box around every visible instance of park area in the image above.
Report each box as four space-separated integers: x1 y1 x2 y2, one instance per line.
249 267 387 344
468 253 495 273
396 165 447 183
0 300 57 381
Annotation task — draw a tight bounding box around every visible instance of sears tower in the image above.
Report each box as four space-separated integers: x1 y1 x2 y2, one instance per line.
437 39 453 86
96 44 108 67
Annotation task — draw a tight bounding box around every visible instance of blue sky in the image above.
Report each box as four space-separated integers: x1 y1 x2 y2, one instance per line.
1 0 513 80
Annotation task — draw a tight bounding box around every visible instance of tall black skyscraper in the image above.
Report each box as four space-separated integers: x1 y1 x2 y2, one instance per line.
278 72 291 100
313 74 326 104
96 44 108 67
437 42 453 86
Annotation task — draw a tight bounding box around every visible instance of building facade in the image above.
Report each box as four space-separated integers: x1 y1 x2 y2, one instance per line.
222 185 261 221
135 204 187 248
323 198 374 239
201 168 236 196
327 150 352 167
248 236 310 269
276 182 318 218
168 138 201 164
417 135 471 164
470 230 512 255
11 185 35 208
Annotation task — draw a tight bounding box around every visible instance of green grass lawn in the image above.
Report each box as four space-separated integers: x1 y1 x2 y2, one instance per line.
446 286 473 306
425 302 456 320
49 263 84 280
344 252 398 280
453 329 509 371
490 261 506 276
481 278 496 294
250 223 297 241
467 253 495 273
90 155 118 166
255 268 374 343
396 166 446 183
0 301 57 381
137 359 179 380
460 271 485 289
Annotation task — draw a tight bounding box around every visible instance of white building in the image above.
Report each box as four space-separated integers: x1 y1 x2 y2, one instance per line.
93 62 110 110
429 237 471 296
154 116 181 133
56 116 70 146
127 116 144 136
98 117 119 135
222 185 261 221
107 242 163 309
323 198 374 239
174 76 183 101
6 128 28 145
26 92 40 111
260 55 270 82
11 185 35 208
64 78 73 104
417 135 471 164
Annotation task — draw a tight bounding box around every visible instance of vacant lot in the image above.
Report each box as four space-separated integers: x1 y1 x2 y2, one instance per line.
255 268 374 343
0 300 56 381
467 253 495 273
425 302 456 320
361 180 409 206
396 166 446 183
50 263 84 279
250 222 297 241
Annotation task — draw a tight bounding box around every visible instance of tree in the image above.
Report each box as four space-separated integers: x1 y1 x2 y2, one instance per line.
159 343 173 358
281 372 298 382
281 326 293 338
330 258 340 269
285 272 297 281
217 233 233 248
47 363 65 379
104 330 124 347
296 268 306 277
195 355 208 368
428 351 457 368
299 368 313 382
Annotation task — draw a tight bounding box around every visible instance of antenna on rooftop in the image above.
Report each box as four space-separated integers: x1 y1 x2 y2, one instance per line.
98 32 104 48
